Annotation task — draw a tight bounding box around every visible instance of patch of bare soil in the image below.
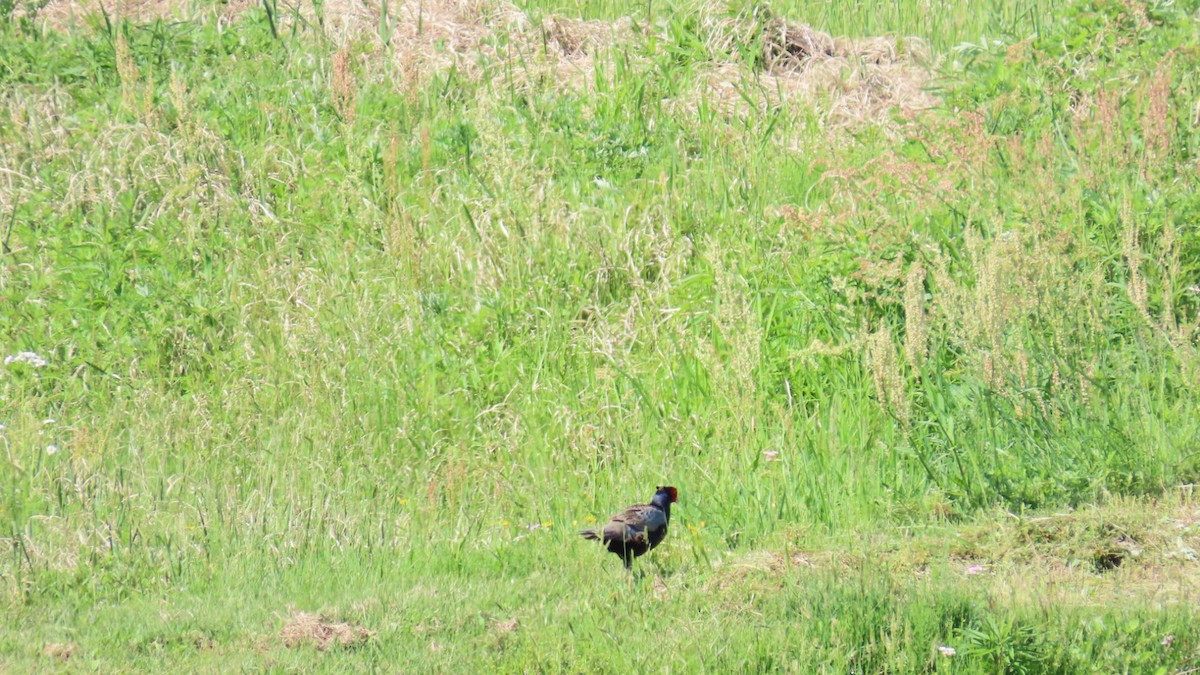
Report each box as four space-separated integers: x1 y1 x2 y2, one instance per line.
279 611 375 651
30 0 936 131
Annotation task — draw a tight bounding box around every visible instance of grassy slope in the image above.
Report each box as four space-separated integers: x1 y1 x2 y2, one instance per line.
2 0 1200 670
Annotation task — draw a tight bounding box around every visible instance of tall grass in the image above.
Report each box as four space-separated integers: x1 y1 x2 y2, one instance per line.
1 0 1199 669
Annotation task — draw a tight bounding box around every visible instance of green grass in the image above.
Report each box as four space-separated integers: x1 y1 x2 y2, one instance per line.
2 0 1200 670
518 0 1049 51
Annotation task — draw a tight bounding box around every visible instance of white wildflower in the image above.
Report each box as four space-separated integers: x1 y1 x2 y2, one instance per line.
937 645 956 657
46 444 59 455
4 351 48 368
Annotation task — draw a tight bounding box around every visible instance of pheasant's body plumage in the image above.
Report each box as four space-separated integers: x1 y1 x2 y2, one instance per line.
580 486 677 569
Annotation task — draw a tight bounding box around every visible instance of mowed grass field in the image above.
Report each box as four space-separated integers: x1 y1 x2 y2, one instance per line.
3 0 1200 670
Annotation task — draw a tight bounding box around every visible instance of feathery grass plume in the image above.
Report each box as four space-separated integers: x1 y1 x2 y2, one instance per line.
1137 52 1176 183
981 352 998 391
332 46 358 125
1120 197 1151 324
865 326 907 425
382 131 402 187
1159 217 1178 336
1079 359 1096 407
973 234 1004 357
1072 87 1126 187
168 68 191 136
1142 57 1173 176
903 262 927 369
1095 87 1124 171
396 48 426 102
115 30 139 110
387 209 421 284
141 70 156 122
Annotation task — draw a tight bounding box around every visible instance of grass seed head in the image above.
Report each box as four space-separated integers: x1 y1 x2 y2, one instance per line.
903 262 927 369
332 46 358 125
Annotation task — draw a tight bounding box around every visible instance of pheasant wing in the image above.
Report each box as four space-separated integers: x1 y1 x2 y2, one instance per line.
604 504 665 543
628 504 667 530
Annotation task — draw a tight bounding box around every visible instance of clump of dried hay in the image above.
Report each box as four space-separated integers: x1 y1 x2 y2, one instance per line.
695 3 936 128
43 642 77 661
540 14 635 59
279 611 375 651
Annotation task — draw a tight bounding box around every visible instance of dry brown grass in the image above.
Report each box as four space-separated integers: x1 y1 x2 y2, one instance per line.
36 0 194 28
1141 57 1173 176
42 642 77 661
695 5 935 129
279 611 375 651
30 0 935 132
331 45 358 124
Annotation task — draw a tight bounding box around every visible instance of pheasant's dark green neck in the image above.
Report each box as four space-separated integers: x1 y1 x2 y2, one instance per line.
651 491 673 520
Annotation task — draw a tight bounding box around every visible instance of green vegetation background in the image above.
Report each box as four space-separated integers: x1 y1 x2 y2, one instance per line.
2 0 1200 670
